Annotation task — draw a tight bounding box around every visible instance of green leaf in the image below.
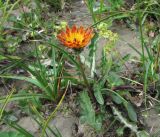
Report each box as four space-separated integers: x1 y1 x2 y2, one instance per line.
108 72 124 87
94 84 104 105
0 55 20 61
108 0 124 10
0 131 26 137
106 89 137 122
137 130 150 137
124 102 137 122
112 106 138 133
111 93 123 104
122 54 131 62
79 91 102 131
0 93 47 103
79 91 95 123
18 90 42 109
3 117 34 137
116 127 125 136
0 75 52 98
88 33 98 78
0 55 6 61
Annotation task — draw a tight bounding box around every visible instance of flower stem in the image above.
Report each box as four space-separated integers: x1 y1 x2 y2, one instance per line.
77 55 95 100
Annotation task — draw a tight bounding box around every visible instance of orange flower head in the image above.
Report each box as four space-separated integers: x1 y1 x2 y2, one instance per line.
57 25 94 49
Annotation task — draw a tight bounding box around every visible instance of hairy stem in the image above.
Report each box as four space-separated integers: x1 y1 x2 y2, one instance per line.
77 54 95 101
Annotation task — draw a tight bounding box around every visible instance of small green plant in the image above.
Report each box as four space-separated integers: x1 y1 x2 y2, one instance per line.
0 0 160 136
83 0 160 136
108 0 124 10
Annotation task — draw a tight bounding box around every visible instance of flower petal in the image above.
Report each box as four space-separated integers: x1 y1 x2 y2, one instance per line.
57 25 94 49
71 25 77 33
